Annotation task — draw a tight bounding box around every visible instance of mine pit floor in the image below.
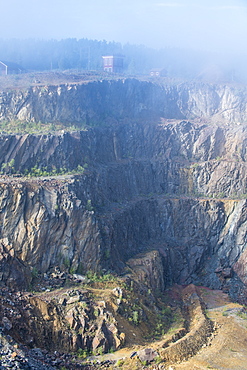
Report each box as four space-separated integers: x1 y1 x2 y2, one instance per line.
95 288 247 370
171 288 247 370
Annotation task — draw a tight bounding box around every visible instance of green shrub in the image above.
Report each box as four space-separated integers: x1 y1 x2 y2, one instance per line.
63 257 70 268
86 199 94 211
132 311 139 325
155 356 163 364
162 306 172 316
31 267 39 279
69 266 76 274
0 158 15 174
77 348 90 359
86 270 116 282
1 162 87 178
116 359 124 367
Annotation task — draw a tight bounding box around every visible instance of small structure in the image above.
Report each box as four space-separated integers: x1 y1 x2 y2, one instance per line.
150 68 167 78
102 55 124 73
0 61 25 76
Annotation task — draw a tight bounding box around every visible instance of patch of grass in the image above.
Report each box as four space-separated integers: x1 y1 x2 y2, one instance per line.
216 192 225 198
0 159 15 174
86 270 117 283
22 164 86 177
104 249 111 260
63 257 70 269
69 266 77 274
97 347 104 356
77 348 91 359
31 267 39 279
222 309 229 317
0 161 87 177
116 358 124 367
191 162 199 168
94 308 100 317
162 306 172 316
155 356 163 364
0 119 85 135
85 199 94 211
131 310 139 325
237 311 247 320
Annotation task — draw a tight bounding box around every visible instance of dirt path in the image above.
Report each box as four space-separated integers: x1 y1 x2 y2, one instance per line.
175 288 247 370
96 288 247 369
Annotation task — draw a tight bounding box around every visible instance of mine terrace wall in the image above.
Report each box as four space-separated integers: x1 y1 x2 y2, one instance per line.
0 80 247 302
0 79 247 124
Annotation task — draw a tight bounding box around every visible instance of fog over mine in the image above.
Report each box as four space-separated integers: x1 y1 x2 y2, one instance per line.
0 1 247 369
1 0 247 53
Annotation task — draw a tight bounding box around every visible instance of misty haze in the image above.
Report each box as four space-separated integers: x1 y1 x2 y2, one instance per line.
0 0 247 81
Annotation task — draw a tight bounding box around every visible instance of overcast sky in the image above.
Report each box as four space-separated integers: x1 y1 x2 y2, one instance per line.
1 0 247 53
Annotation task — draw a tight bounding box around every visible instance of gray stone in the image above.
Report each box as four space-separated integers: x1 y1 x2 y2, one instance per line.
137 348 158 363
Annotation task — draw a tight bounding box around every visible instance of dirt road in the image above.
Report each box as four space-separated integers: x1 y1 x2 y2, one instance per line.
175 288 247 370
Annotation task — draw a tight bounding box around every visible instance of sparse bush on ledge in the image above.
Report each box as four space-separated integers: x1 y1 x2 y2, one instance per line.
0 120 86 135
0 158 15 174
0 163 87 177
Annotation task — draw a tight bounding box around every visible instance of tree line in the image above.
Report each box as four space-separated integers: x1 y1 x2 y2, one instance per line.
0 38 245 81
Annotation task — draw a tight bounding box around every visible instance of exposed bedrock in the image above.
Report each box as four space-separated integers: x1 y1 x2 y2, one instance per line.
1 79 247 124
0 80 247 302
0 169 247 301
1 121 247 198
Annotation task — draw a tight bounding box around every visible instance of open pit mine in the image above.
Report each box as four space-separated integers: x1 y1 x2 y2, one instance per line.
0 76 247 369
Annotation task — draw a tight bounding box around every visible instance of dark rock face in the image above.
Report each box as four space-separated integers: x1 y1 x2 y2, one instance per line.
0 79 247 302
0 286 125 364
0 123 246 301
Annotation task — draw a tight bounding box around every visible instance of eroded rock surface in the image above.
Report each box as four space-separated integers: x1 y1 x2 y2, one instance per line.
0 114 247 300
0 79 247 124
0 77 247 367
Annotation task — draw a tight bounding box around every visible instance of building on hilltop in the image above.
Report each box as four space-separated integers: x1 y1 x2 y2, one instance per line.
0 61 25 75
102 55 124 73
150 68 167 78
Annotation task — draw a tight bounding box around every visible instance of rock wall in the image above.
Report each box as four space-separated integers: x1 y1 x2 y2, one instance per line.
0 158 246 298
0 80 247 301
1 79 247 124
160 285 214 363
1 121 247 198
0 178 102 282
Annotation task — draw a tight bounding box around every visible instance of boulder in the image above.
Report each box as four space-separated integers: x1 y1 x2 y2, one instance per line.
137 348 158 363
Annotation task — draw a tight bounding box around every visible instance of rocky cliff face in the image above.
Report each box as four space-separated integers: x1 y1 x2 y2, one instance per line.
0 79 247 304
1 79 247 124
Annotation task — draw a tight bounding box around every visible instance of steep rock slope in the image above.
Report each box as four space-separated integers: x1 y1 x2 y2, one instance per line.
0 79 247 303
0 79 247 124
0 122 246 302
